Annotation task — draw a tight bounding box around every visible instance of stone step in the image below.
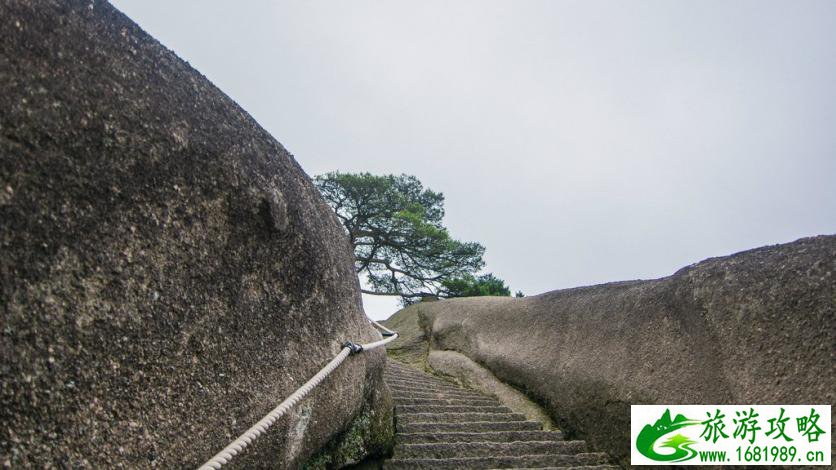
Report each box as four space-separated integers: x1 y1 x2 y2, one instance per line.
386 382 483 393
385 369 424 377
398 404 511 414
384 368 440 377
383 360 613 467
398 412 528 425
385 369 455 379
386 363 428 371
382 452 611 469
387 382 475 394
397 430 565 444
389 384 476 396
394 396 500 406
394 440 587 459
389 389 491 400
384 369 434 376
386 378 469 391
385 370 432 378
384 371 437 377
385 372 458 384
398 420 542 433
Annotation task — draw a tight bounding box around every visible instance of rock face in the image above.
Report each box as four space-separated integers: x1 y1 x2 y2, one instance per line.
0 1 391 468
397 236 835 466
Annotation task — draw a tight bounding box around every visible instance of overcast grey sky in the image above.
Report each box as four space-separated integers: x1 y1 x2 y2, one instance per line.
111 0 836 320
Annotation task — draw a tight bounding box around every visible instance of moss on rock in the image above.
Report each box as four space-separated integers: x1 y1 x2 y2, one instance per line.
381 303 435 370
304 381 395 469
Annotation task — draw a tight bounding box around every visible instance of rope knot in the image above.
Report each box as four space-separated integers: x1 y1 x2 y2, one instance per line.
342 341 363 355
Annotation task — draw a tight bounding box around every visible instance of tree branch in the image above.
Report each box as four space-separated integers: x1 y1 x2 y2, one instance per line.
360 289 432 299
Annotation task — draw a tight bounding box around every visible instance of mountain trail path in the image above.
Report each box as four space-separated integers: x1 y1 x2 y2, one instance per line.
381 360 619 469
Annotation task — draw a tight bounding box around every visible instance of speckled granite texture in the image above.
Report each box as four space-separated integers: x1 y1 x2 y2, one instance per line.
1 1 391 467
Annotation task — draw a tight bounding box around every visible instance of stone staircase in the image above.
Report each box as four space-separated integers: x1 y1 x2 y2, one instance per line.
382 360 618 469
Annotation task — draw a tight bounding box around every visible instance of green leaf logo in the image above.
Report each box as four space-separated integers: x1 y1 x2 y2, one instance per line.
636 409 701 462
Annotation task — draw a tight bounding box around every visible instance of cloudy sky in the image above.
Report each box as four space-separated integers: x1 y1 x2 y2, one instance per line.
112 0 836 320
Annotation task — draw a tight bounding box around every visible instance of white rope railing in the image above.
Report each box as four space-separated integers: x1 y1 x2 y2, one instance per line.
197 319 398 470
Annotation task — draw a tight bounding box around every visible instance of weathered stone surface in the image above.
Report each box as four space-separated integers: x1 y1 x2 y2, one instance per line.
0 1 391 467
382 303 433 368
395 236 835 466
427 350 556 430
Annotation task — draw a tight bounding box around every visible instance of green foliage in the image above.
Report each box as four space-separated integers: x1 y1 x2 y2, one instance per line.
441 273 511 298
515 290 525 298
303 387 395 469
315 172 492 305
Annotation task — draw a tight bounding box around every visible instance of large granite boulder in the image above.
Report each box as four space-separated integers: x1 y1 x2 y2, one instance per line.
0 1 392 467
398 236 835 466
